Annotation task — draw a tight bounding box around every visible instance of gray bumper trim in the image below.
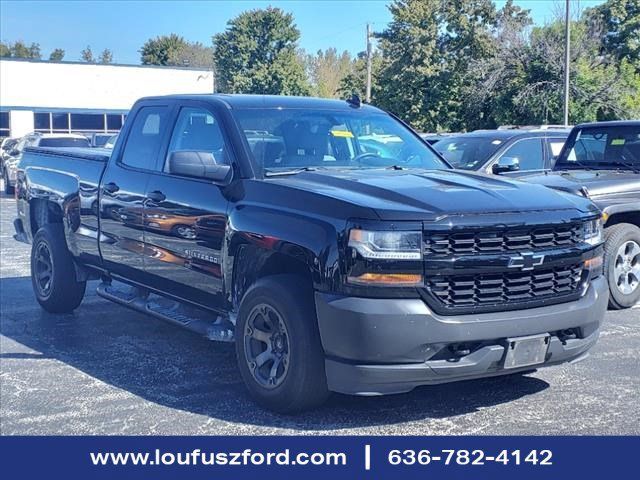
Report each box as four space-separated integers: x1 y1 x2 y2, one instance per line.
316 277 608 395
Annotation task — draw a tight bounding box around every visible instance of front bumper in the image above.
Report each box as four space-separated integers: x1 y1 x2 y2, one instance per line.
5 166 17 186
316 276 608 395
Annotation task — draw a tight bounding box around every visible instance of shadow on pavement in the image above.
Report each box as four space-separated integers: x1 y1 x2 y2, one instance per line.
0 276 549 431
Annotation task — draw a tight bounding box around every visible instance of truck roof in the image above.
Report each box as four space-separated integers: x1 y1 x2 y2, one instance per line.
137 93 384 112
575 120 640 128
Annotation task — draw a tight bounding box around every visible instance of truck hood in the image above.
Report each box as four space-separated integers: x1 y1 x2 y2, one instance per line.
520 169 640 199
268 168 597 220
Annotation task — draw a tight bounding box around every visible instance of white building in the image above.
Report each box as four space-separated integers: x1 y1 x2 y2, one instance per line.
0 58 214 138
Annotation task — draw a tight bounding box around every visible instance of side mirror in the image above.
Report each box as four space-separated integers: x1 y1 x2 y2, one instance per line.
168 151 232 184
492 156 520 174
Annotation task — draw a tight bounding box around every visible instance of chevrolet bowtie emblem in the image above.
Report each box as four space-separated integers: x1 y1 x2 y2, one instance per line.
508 252 545 271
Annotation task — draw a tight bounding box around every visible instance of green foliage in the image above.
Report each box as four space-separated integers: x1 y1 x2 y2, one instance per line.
375 0 500 131
49 48 65 61
99 48 113 64
307 48 352 98
80 45 94 63
140 34 213 68
373 0 640 130
213 7 309 95
2 40 42 59
140 34 187 65
337 51 383 101
586 0 640 70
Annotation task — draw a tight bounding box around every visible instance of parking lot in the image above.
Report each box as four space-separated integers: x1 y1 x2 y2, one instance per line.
1 189 638 436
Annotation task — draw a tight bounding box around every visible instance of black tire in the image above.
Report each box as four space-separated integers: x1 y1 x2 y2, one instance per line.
31 224 86 313
604 223 640 310
235 274 329 413
3 171 14 195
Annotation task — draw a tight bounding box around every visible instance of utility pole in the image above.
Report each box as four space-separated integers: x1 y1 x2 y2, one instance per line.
563 0 570 126
366 23 372 103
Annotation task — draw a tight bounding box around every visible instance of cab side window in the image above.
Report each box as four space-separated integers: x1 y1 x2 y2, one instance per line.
121 106 170 170
165 107 228 174
499 138 544 171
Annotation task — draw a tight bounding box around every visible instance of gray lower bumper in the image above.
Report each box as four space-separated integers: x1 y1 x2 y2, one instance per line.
316 277 608 395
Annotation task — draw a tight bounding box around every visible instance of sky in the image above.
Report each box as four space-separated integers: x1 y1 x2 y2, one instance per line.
0 0 605 65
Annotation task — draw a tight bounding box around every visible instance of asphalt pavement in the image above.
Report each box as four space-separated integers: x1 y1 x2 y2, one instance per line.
1 188 638 435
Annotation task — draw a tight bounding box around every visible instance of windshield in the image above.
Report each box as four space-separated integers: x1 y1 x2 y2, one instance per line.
232 108 448 173
556 125 640 171
434 136 505 170
39 137 90 148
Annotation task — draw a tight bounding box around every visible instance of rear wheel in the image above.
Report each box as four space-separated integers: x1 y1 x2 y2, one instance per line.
31 224 86 313
235 274 329 412
604 223 640 309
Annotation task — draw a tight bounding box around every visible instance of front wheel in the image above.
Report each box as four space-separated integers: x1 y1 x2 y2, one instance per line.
604 223 640 309
3 171 14 195
31 224 86 313
235 274 329 413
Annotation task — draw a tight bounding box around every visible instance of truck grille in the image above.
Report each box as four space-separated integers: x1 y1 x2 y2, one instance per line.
424 224 582 255
426 264 584 309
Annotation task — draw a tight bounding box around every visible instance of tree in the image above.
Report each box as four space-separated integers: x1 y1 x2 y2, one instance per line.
9 40 41 59
375 0 500 131
49 48 65 61
99 48 113 64
140 34 188 65
585 0 640 71
0 42 10 57
337 50 383 101
168 41 213 68
81 45 94 63
139 34 213 68
307 48 352 98
213 7 310 95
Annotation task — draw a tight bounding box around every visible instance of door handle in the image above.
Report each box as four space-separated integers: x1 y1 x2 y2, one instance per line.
147 190 166 203
103 182 119 194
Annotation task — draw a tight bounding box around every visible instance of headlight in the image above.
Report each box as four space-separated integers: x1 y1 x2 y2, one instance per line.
348 229 422 260
583 218 603 246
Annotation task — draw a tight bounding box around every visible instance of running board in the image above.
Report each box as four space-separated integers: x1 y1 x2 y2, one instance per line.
96 282 235 342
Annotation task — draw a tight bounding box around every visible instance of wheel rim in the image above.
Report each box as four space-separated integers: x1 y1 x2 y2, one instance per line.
34 242 53 297
243 303 290 389
176 226 196 239
614 240 640 295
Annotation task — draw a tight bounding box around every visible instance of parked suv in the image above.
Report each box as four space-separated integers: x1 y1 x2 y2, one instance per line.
14 95 607 412
3 133 90 194
520 121 640 309
434 127 570 176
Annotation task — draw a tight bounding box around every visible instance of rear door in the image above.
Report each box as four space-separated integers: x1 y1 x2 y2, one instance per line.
99 103 174 283
141 102 231 309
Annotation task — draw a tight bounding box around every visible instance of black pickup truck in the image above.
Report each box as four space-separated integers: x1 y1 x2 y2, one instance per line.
520 121 640 309
14 94 608 412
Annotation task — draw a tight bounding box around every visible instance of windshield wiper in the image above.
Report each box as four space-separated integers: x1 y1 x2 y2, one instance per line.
264 167 319 177
616 154 640 173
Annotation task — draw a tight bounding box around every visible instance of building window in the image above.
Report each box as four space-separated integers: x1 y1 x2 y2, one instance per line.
35 112 51 132
0 112 9 137
106 114 123 131
52 113 70 132
70 113 105 131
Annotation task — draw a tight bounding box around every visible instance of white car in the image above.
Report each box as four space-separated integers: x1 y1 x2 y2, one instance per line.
3 133 90 194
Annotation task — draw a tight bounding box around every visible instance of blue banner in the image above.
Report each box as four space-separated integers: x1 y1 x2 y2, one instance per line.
0 436 637 479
